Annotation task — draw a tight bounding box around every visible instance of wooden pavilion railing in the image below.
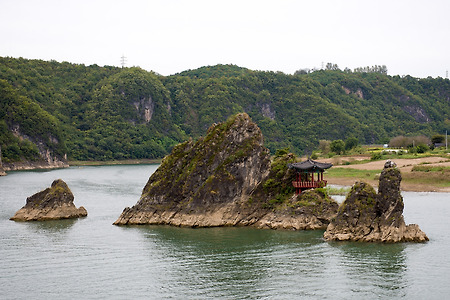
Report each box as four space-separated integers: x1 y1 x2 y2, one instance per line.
292 180 327 189
292 180 327 194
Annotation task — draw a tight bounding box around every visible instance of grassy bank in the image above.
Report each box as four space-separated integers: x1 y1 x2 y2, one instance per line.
326 168 380 179
404 166 450 188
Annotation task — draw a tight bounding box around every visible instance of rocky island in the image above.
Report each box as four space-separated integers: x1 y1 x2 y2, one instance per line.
114 113 338 229
10 179 87 221
324 160 428 242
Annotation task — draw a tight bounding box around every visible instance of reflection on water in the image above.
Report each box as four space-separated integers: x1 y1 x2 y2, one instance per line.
18 218 79 242
1 165 449 299
132 226 406 298
331 242 407 298
23 218 78 232
128 226 409 299
131 226 329 299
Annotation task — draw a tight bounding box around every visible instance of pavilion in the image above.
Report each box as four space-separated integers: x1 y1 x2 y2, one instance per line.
288 159 333 194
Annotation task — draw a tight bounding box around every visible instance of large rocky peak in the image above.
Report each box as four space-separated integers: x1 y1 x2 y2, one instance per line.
10 179 87 221
324 160 428 242
145 112 270 207
114 113 338 228
114 113 271 225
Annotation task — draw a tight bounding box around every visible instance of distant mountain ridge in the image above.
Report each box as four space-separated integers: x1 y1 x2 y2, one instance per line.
0 56 448 163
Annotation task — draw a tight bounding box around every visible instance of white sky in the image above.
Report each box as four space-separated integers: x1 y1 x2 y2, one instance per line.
1 0 449 78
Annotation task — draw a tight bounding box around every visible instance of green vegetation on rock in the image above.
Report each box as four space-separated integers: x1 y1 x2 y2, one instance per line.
138 113 270 210
114 113 339 229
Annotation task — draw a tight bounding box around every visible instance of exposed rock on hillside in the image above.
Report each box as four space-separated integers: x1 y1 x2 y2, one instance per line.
3 126 68 172
114 113 338 229
324 160 428 242
10 179 87 221
0 147 6 176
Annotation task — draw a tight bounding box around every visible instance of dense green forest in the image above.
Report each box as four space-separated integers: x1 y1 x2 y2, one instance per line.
0 56 448 163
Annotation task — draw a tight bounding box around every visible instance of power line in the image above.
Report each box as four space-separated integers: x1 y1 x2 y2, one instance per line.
120 55 127 68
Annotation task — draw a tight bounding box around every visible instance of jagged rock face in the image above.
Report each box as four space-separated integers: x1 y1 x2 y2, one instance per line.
114 113 271 226
114 113 338 228
10 179 87 221
376 160 405 228
9 124 68 168
0 149 5 175
324 161 428 243
133 96 154 123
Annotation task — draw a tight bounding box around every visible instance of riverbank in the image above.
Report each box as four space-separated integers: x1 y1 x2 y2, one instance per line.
2 160 69 172
67 156 450 193
2 156 448 193
68 159 162 166
322 156 450 193
326 176 450 193
0 159 161 175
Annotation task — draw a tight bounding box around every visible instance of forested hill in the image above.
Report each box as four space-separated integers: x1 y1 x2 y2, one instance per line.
0 56 449 163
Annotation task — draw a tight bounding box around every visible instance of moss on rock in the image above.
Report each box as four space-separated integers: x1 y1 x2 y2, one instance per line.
324 160 428 243
114 113 338 229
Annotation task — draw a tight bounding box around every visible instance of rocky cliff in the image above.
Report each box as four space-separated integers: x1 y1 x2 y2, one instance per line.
324 160 428 242
2 159 69 173
10 179 87 221
0 146 5 176
114 113 338 229
2 127 68 173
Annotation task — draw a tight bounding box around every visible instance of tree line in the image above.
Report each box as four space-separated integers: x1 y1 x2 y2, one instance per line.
0 57 448 162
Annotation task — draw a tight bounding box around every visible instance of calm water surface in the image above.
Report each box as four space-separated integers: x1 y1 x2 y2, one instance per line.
0 165 449 299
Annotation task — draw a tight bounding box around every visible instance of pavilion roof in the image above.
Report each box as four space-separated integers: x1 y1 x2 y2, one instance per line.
288 158 333 171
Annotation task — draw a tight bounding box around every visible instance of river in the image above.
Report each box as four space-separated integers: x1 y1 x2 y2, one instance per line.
0 165 449 299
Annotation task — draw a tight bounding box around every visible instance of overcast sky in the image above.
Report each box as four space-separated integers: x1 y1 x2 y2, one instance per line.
1 0 449 78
